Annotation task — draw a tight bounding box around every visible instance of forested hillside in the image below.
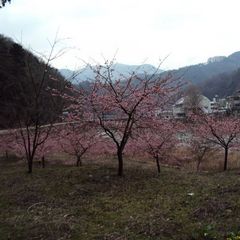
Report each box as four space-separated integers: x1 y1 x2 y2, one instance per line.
0 35 68 129
200 68 240 98
168 51 240 86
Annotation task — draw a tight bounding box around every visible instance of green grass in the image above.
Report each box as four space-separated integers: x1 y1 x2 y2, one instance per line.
0 162 240 240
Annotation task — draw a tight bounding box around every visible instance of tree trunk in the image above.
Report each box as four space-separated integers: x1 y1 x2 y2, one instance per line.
117 149 123 176
155 155 161 174
5 150 8 161
224 147 228 171
28 157 33 174
196 159 201 172
196 148 207 172
76 155 82 167
41 156 45 168
197 160 201 172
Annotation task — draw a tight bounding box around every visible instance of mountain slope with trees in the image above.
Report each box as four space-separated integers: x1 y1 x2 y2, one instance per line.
167 52 240 87
200 68 240 98
0 34 67 129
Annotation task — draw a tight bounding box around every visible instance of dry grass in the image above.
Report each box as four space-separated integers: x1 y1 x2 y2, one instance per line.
169 146 240 172
1 146 240 239
1 144 240 174
1 161 240 240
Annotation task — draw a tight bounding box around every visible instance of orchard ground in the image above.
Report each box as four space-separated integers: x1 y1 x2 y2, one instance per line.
0 155 240 240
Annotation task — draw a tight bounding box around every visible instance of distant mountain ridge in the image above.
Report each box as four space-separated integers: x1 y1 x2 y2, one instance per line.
60 63 163 83
59 52 240 99
166 51 240 86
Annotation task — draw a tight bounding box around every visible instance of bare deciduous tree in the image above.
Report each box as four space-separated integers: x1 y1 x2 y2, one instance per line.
184 85 203 115
6 37 69 173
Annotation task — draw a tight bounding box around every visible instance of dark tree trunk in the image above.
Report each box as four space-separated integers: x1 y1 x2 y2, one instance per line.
196 155 203 172
117 149 123 177
196 159 201 172
41 156 45 168
76 155 82 167
5 150 8 161
28 157 33 174
155 155 161 174
224 147 228 171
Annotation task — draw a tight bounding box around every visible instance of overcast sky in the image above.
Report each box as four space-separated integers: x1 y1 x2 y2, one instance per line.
1 0 240 70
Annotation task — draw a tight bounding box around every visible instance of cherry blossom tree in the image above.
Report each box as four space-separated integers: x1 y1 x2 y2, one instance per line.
188 134 214 172
192 114 240 171
2 129 46 165
34 135 57 168
8 37 69 173
0 128 58 168
84 61 179 176
57 120 98 167
131 119 179 174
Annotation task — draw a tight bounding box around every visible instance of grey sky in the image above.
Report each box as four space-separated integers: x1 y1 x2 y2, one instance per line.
1 0 240 70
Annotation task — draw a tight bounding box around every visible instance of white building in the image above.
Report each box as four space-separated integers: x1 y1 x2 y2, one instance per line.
173 95 211 119
210 95 227 114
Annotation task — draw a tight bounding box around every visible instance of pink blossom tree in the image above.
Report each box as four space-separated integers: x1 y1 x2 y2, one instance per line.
84 62 179 176
2 37 70 173
57 121 98 167
33 135 57 168
0 129 56 167
192 114 240 171
131 119 179 174
188 133 214 172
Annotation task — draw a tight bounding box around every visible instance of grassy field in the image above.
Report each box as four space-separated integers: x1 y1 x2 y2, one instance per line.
0 160 240 240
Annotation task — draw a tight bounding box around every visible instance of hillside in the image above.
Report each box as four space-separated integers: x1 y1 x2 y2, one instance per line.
168 52 240 86
200 68 240 98
0 35 67 129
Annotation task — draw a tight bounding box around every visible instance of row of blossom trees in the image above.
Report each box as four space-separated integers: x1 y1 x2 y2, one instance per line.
1 108 240 175
1 60 240 176
0 117 182 174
